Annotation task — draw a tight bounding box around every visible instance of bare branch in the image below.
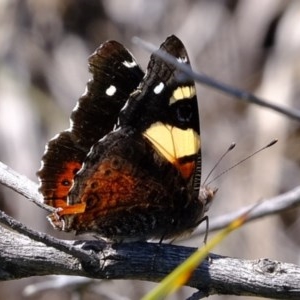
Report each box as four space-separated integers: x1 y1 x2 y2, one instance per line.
0 223 299 299
195 185 300 236
0 209 98 267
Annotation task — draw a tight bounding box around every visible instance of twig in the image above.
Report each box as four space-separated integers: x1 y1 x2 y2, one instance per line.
0 209 98 266
132 37 300 122
0 161 55 213
194 185 300 236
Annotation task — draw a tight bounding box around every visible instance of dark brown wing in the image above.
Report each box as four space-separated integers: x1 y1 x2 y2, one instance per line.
37 40 144 216
119 35 201 193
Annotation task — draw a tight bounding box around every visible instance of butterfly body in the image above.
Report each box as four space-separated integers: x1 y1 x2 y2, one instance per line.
37 35 216 242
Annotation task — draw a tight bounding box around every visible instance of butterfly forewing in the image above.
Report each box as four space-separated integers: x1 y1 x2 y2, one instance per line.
119 35 201 193
71 41 144 149
37 41 144 213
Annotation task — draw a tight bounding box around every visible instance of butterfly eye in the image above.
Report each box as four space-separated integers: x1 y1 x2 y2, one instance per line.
176 103 193 123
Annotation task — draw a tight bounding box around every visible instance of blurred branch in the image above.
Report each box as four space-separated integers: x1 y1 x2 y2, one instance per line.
0 220 300 299
195 185 300 236
133 37 300 122
0 161 300 298
23 276 98 298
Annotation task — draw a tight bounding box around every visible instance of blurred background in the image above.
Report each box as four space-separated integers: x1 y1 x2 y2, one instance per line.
0 0 299 299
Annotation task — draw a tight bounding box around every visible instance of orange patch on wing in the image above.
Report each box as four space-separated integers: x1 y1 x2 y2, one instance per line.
174 160 195 180
51 161 82 204
143 122 200 181
69 160 141 225
57 202 86 216
41 160 85 223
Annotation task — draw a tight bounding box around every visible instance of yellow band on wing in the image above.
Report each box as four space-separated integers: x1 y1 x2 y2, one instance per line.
169 86 196 105
143 122 200 179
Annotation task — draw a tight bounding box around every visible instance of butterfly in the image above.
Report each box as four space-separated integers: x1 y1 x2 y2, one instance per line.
37 35 216 242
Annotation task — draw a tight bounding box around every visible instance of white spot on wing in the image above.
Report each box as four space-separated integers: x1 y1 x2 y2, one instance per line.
122 60 137 68
106 85 117 96
177 56 188 63
153 82 165 94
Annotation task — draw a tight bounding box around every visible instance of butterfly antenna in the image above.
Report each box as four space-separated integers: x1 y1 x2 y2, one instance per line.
207 139 278 185
202 142 236 185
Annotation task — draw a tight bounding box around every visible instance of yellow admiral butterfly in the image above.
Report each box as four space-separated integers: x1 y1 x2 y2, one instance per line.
37 35 216 242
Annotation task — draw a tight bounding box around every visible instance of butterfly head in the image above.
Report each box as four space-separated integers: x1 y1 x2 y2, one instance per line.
199 185 218 214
